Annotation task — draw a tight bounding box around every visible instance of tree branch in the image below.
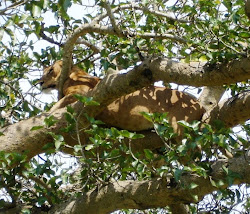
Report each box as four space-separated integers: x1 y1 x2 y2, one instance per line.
1 57 249 158
92 3 189 24
205 91 250 127
48 152 250 214
103 1 123 36
198 86 225 111
148 57 250 86
39 23 63 47
0 0 27 15
130 32 187 43
132 5 189 23
75 38 100 54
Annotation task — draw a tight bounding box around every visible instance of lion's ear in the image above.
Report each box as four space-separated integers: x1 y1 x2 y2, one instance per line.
56 60 63 67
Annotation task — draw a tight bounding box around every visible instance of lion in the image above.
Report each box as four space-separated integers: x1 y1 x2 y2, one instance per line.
40 60 205 136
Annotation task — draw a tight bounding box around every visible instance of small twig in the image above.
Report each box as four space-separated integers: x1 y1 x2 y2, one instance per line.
135 32 187 43
39 23 63 47
75 53 96 66
0 0 28 15
21 174 53 205
76 38 101 53
138 5 189 23
93 3 189 24
209 29 242 54
103 0 123 36
0 80 25 102
128 140 156 174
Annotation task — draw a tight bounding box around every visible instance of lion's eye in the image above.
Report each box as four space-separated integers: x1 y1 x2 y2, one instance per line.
48 68 53 74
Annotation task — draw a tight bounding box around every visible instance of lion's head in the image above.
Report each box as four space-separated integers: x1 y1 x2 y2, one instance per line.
39 60 63 90
40 60 100 97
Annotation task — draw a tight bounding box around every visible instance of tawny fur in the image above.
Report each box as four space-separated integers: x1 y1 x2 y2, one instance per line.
40 61 205 135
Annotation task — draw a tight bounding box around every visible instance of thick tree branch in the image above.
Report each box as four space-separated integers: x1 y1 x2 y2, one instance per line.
1 57 249 158
148 57 250 86
48 152 250 214
205 91 250 127
198 86 225 111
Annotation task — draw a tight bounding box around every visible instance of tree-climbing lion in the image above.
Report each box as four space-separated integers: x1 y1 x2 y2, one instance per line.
40 60 205 136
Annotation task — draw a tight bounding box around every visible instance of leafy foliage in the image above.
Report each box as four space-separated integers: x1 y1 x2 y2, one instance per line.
0 0 249 213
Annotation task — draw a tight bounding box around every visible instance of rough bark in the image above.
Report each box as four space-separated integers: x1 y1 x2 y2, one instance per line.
47 151 250 214
198 86 225 111
245 0 250 19
148 57 250 86
203 91 250 127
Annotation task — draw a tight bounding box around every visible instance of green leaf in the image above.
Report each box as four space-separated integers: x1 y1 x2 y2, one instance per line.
154 123 168 135
144 149 154 160
74 145 83 153
189 183 199 189
100 59 111 70
74 95 100 106
177 144 187 154
66 105 75 114
55 140 64 150
132 134 144 139
192 194 199 202
42 143 54 151
45 25 60 33
30 126 44 131
63 0 72 11
120 130 133 138
0 28 4 41
85 144 94 151
37 196 47 205
174 169 183 181
64 112 75 124
238 32 250 38
44 116 58 127
140 112 153 122
32 5 42 17
22 101 31 112
43 0 49 8
222 165 228 174
178 120 190 127
210 178 217 187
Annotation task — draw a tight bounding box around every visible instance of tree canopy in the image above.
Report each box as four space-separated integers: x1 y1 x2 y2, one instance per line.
0 0 249 213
